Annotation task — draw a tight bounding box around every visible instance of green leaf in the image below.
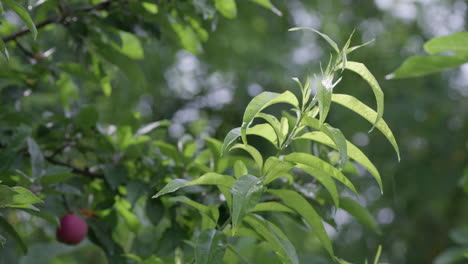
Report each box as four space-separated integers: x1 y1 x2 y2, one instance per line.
297 131 383 192
0 216 27 254
221 127 241 155
0 185 18 207
246 123 279 147
231 175 264 231
386 54 468 79
347 39 375 55
251 201 295 213
230 144 263 170
244 214 298 264
317 77 332 124
9 186 43 207
241 91 299 144
257 113 284 146
289 27 339 54
373 245 382 264
263 157 294 185
295 164 339 207
234 160 248 179
104 165 128 190
3 0 37 39
0 234 5 247
340 197 380 234
114 196 141 233
94 40 145 87
249 0 282 16
195 229 228 264
215 0 237 19
170 18 203 54
169 196 219 229
301 116 348 167
142 2 158 14
280 117 289 139
268 189 333 255
338 61 384 131
153 173 235 198
424 32 468 54
116 31 143 59
332 94 400 161
40 166 72 187
154 141 183 164
0 38 9 60
434 247 468 264
27 137 45 179
284 153 357 194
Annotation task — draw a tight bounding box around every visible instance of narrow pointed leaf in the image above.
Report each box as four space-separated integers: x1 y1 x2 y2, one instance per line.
373 245 383 264
0 38 9 60
332 94 400 161
289 27 339 54
153 173 235 198
257 113 283 145
280 117 289 140
317 78 332 124
252 202 295 213
284 153 357 194
297 131 383 192
338 61 384 131
221 127 241 155
195 229 228 264
268 189 333 255
340 197 380 234
302 116 348 167
241 91 299 144
230 144 263 170
231 175 264 230
347 39 375 54
244 215 299 264
249 0 282 16
295 164 339 207
27 137 45 179
3 0 37 39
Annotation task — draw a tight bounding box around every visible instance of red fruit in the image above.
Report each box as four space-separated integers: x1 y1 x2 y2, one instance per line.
56 214 88 245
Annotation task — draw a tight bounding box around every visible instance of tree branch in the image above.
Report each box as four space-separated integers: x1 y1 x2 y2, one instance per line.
2 0 116 43
45 156 104 180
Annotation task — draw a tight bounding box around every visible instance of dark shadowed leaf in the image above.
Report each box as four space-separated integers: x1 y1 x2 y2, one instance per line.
231 175 264 230
0 216 27 254
195 229 228 264
268 189 333 255
244 214 298 264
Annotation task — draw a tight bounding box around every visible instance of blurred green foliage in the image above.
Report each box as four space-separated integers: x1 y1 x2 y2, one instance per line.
0 0 467 264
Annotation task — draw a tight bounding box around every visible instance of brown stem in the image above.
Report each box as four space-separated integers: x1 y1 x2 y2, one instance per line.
2 0 117 42
45 156 104 179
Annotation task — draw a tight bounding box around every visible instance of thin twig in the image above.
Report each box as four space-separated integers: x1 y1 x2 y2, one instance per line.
2 0 117 42
45 155 104 179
